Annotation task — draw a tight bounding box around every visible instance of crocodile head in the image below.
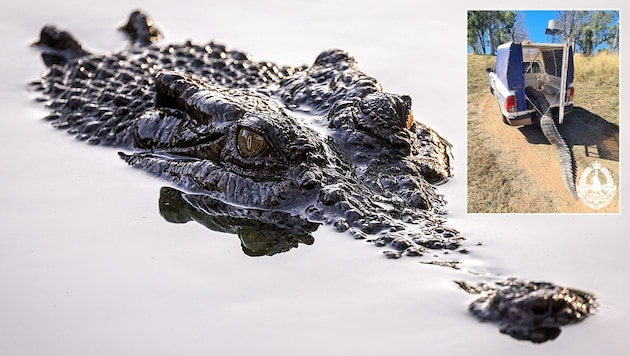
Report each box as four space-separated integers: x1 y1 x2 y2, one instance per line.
121 71 328 210
31 10 459 256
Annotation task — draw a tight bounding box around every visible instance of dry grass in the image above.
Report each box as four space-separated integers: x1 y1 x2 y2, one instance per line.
573 52 619 125
466 55 494 103
467 126 556 213
574 52 619 82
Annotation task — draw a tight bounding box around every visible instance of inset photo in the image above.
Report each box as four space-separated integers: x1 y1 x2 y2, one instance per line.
467 10 619 213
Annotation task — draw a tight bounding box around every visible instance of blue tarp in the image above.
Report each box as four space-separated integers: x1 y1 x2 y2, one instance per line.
567 46 574 87
495 42 527 112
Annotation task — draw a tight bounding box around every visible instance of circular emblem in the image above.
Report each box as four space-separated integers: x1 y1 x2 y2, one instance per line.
576 161 616 210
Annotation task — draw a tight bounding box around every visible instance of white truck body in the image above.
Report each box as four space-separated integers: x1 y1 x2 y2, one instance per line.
487 41 574 126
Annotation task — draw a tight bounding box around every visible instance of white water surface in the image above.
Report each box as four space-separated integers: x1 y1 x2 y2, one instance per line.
0 1 628 355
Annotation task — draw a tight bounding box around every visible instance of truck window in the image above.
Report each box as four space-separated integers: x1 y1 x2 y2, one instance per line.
523 61 541 74
542 50 564 77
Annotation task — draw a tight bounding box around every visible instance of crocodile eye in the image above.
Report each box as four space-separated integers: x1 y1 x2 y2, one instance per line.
237 128 268 157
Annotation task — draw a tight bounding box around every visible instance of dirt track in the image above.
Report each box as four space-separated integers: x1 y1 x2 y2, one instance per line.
469 92 619 214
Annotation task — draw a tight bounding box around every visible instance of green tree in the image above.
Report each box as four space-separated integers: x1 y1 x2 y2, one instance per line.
510 12 529 42
468 11 526 55
556 10 619 55
468 11 487 54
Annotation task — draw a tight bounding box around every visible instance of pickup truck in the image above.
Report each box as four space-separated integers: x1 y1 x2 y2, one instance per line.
487 41 574 126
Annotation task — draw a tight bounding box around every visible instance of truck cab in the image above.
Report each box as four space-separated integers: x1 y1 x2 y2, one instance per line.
487 41 574 126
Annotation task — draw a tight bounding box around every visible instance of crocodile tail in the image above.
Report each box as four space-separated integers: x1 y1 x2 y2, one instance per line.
540 114 577 200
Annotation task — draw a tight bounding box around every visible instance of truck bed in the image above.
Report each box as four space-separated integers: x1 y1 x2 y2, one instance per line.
524 73 562 108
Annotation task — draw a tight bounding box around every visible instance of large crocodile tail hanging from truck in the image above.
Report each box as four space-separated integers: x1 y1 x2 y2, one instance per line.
540 114 577 200
525 86 577 200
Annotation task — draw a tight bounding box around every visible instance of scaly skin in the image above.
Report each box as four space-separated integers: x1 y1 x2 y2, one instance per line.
30 10 595 343
31 9 458 255
457 278 595 343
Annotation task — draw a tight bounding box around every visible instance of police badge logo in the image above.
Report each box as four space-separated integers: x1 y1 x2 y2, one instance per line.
576 161 616 210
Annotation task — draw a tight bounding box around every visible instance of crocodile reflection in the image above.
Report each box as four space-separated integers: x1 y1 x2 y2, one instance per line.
159 187 317 256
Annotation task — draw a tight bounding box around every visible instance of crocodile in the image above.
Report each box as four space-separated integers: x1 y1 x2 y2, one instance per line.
30 10 595 343
32 10 457 254
525 87 577 200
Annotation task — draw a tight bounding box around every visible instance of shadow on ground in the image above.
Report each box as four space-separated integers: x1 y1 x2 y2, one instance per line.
517 107 619 162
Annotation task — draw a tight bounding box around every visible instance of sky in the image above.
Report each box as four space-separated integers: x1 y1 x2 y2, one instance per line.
522 10 619 51
469 10 619 53
521 10 561 43
466 10 561 53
